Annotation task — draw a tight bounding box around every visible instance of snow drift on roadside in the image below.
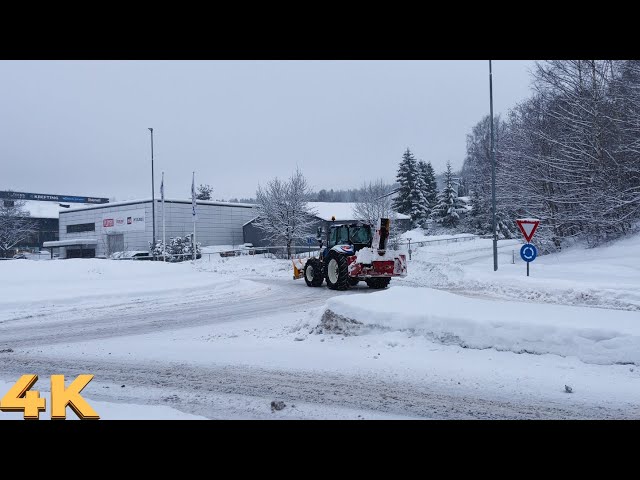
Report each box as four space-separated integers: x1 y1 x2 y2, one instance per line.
319 286 640 366
400 234 640 311
0 258 261 309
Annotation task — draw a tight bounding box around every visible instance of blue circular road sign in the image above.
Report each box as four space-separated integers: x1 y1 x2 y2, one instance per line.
520 243 537 262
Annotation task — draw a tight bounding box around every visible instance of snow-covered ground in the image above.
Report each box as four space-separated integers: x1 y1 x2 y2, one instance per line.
400 233 640 311
1 231 640 419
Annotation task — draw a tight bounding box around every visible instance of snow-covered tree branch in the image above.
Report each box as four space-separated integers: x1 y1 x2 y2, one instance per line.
253 168 317 258
0 200 38 257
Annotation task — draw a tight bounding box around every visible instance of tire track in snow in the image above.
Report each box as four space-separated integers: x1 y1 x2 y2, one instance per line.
0 354 634 420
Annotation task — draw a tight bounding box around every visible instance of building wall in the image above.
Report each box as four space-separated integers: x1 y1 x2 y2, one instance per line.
59 200 256 258
242 217 324 253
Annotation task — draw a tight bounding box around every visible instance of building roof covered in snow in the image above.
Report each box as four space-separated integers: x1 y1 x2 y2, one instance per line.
306 202 410 222
57 198 257 213
20 200 67 219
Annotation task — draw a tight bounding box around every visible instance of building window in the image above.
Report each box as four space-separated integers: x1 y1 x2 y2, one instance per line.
3 200 14 207
67 223 95 233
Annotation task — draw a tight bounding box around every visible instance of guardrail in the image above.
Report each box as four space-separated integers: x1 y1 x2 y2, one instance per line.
401 235 477 249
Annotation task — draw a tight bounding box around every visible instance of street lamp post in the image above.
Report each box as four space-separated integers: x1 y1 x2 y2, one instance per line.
489 60 498 272
148 128 156 256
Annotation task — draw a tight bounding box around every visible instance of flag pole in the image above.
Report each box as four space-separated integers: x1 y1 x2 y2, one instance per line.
192 171 197 262
161 171 166 262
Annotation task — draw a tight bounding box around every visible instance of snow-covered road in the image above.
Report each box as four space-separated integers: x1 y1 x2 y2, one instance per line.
1 276 637 419
2 351 635 420
0 278 374 349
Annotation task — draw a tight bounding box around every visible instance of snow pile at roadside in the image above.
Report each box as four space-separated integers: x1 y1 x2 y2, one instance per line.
193 254 293 278
401 234 640 311
317 286 640 366
0 258 259 310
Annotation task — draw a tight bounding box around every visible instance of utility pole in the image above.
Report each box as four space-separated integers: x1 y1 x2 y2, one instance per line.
148 128 156 256
489 61 498 271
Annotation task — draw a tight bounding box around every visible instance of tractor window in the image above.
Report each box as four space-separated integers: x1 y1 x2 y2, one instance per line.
349 226 371 244
336 226 350 245
328 227 338 247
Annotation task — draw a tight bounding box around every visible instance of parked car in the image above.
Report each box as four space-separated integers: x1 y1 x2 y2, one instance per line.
12 253 27 259
110 251 152 260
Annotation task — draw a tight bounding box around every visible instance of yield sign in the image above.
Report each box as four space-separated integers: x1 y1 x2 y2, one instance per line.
516 218 540 243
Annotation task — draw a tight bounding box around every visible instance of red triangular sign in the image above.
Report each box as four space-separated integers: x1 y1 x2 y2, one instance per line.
516 219 540 243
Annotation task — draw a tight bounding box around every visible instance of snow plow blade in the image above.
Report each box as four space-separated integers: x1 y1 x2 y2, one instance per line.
292 258 307 280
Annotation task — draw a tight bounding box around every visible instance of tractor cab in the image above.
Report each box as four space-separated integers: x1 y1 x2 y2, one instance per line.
327 223 372 250
317 223 372 259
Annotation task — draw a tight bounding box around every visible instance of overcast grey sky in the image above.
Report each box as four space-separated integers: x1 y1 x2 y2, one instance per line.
0 60 535 201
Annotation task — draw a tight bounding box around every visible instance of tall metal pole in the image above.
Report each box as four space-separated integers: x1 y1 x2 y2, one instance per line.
149 128 156 255
161 171 166 262
489 60 498 271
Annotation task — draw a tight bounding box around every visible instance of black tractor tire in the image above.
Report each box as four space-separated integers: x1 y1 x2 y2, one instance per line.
325 251 350 291
365 277 391 289
348 277 360 286
304 258 324 287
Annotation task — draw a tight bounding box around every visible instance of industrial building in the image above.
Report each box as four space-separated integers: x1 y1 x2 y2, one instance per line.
242 202 411 251
0 190 108 256
48 198 257 258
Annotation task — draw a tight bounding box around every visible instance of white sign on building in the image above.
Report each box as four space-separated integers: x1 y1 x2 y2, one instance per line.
102 209 146 233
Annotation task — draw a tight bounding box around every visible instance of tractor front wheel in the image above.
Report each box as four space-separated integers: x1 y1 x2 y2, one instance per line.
365 277 391 289
326 252 350 291
304 258 324 287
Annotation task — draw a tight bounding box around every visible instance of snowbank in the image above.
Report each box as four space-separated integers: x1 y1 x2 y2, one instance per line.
319 287 640 366
399 233 640 311
0 258 253 309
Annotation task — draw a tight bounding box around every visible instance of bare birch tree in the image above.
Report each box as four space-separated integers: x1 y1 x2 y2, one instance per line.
253 168 317 259
353 179 402 246
0 200 38 257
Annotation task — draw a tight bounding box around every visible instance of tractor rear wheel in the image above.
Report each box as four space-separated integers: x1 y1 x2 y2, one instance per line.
325 252 349 291
365 277 391 289
304 258 324 287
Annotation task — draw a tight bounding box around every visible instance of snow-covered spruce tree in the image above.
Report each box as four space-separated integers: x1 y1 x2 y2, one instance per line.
0 199 38 257
253 168 317 259
410 169 429 227
431 161 465 228
418 160 438 217
393 148 427 226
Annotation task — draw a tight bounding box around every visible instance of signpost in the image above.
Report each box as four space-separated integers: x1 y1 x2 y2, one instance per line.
516 219 540 277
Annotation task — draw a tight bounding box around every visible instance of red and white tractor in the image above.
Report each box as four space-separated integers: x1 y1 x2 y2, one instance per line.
292 218 407 290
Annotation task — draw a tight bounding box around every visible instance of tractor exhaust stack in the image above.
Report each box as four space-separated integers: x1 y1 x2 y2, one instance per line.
374 218 390 255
